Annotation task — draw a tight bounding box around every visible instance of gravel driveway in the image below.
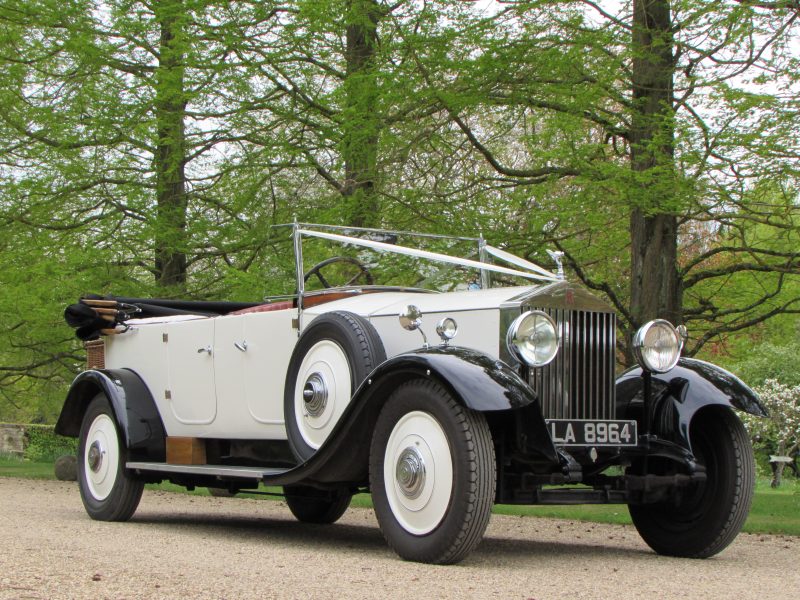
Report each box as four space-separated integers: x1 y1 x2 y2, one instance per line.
0 478 797 600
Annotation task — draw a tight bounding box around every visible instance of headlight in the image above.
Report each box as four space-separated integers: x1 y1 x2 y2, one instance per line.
632 319 682 373
506 311 559 367
436 317 458 342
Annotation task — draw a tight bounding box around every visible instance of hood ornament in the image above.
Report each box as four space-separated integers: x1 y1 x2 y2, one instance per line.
546 250 565 280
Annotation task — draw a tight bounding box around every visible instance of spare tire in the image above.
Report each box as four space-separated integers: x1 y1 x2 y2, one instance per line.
283 311 386 461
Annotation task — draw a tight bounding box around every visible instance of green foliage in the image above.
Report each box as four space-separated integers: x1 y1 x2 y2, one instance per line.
0 0 797 420
730 342 800 388
23 425 78 462
0 455 59 479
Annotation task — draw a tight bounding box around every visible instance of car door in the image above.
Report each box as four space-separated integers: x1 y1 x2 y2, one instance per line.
210 309 296 438
164 318 217 425
241 310 297 431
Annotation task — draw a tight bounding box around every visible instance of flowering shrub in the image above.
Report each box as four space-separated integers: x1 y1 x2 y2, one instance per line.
743 379 800 486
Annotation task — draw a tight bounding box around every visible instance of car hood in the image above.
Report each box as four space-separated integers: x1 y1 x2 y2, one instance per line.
303 281 613 319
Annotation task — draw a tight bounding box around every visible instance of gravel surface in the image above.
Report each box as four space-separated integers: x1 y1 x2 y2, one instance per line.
1 478 797 600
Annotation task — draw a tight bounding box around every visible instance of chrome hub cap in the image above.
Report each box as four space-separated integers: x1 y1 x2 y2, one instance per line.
302 372 328 418
384 411 453 535
396 447 426 500
87 441 104 473
83 413 119 501
294 340 352 450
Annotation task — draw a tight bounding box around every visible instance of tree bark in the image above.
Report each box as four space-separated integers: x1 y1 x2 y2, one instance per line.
628 0 681 359
342 0 380 228
154 0 188 288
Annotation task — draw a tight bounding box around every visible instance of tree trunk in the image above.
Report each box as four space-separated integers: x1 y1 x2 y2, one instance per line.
342 0 380 228
154 1 188 288
627 0 681 360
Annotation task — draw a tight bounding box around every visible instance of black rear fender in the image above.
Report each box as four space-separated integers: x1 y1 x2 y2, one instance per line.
55 369 166 461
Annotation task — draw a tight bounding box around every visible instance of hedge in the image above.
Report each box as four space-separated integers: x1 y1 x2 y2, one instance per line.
24 425 78 462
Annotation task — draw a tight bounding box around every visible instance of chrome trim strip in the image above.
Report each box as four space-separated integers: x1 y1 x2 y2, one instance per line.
371 306 503 319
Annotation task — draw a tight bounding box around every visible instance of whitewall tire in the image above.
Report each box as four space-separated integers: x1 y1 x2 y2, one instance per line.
370 380 495 564
77 394 144 521
293 340 353 451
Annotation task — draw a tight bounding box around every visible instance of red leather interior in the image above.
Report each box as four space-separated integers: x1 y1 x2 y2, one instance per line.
229 301 294 315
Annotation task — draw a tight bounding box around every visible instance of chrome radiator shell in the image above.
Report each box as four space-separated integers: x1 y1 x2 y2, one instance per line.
501 282 617 420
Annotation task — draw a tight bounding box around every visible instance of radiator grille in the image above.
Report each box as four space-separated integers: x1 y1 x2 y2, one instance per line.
528 308 616 419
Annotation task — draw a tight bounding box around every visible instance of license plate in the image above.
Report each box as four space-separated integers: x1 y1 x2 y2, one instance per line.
546 419 638 447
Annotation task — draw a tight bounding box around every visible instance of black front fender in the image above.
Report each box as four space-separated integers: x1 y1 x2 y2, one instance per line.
55 369 166 461
365 346 539 411
265 346 557 486
616 357 766 451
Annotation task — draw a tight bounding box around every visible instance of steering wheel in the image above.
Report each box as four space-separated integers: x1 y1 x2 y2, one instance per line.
303 256 375 288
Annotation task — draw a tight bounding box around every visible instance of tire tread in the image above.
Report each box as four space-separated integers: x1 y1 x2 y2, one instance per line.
284 311 386 461
78 395 144 522
370 379 495 564
691 411 754 558
629 408 754 558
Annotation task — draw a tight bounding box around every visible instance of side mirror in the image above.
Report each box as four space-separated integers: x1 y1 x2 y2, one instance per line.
399 305 428 348
399 305 423 331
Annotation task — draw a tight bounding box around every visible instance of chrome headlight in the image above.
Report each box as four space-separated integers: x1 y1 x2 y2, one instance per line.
632 319 682 373
506 310 559 367
436 317 458 342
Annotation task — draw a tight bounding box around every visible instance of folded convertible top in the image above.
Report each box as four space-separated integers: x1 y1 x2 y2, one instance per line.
64 294 264 341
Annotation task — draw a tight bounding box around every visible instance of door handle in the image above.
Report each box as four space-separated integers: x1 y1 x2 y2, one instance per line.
197 345 212 355
234 341 248 353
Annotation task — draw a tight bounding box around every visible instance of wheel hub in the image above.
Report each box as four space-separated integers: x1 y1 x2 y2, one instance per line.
302 372 328 418
87 440 104 473
396 447 426 499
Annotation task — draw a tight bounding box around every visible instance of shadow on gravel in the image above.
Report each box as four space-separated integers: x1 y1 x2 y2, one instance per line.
473 535 652 564
129 512 390 556
128 510 650 563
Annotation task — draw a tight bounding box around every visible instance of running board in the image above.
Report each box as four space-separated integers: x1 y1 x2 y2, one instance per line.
126 462 290 481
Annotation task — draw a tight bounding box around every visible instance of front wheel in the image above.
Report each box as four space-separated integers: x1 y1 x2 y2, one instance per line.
369 380 495 564
629 408 755 558
77 394 144 521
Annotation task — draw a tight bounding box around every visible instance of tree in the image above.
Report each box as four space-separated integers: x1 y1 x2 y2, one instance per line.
0 0 297 419
0 0 797 421
396 0 800 362
153 0 189 287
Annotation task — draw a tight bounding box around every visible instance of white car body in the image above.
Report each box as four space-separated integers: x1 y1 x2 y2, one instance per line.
105 286 526 439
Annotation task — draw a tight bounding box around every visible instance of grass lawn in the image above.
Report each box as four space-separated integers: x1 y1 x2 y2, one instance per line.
492 479 800 536
2 456 797 535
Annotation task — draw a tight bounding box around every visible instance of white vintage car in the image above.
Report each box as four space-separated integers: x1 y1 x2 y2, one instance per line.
56 224 765 564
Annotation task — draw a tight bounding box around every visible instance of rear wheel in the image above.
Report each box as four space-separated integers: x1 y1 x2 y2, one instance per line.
369 380 495 564
629 408 755 558
77 394 144 521
284 485 352 524
207 487 237 497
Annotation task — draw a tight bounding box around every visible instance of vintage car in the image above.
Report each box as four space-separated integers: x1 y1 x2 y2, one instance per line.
56 224 765 564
